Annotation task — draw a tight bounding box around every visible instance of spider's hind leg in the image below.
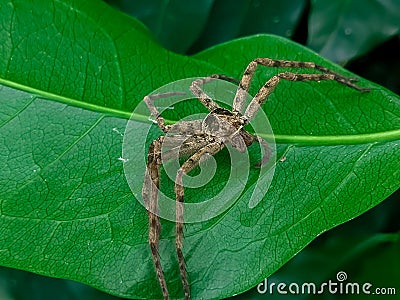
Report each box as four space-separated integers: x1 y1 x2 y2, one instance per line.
143 136 170 300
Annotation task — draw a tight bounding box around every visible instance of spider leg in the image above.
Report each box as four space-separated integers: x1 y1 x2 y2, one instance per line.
144 92 186 132
190 74 239 111
142 136 170 300
243 71 369 122
254 135 271 167
240 130 271 167
143 132 215 299
211 74 240 85
233 57 370 114
174 139 225 300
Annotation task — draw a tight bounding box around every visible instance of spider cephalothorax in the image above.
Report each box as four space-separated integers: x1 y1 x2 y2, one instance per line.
202 108 251 152
142 58 369 300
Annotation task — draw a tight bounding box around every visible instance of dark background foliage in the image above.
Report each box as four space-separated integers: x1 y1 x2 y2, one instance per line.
1 1 399 299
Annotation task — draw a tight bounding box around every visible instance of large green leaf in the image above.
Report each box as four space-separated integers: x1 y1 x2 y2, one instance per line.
0 1 399 300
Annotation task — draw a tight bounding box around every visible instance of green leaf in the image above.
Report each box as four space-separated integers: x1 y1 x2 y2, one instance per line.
0 0 220 111
1 1 400 300
307 0 400 63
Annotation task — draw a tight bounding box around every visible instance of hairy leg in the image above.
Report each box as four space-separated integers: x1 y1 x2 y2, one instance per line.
144 92 186 132
233 57 369 114
174 139 225 299
190 74 239 111
243 71 369 122
142 136 169 300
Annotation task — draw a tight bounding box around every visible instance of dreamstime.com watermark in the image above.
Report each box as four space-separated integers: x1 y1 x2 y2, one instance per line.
257 271 397 296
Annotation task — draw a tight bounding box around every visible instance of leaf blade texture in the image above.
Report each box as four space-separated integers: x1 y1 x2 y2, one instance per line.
0 1 399 299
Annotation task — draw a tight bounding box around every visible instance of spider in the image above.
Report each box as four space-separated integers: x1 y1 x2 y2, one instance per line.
142 57 369 299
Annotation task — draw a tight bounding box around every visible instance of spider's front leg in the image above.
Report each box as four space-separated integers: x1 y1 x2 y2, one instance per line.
233 57 370 119
174 138 225 300
243 71 369 122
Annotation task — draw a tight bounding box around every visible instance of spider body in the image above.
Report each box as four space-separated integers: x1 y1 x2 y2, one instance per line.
161 108 255 163
202 108 250 151
142 58 369 300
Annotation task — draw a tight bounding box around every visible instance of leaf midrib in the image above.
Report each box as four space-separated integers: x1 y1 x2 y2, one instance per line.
2 78 400 146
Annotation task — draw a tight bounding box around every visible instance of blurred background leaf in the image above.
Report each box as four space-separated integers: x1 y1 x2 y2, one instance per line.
307 0 400 64
1 0 399 299
188 0 307 53
105 0 307 54
105 0 215 53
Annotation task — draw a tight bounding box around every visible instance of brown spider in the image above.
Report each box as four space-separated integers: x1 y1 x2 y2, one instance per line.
142 58 369 299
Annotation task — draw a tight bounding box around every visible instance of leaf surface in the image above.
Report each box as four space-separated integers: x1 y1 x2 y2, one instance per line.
0 1 400 300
